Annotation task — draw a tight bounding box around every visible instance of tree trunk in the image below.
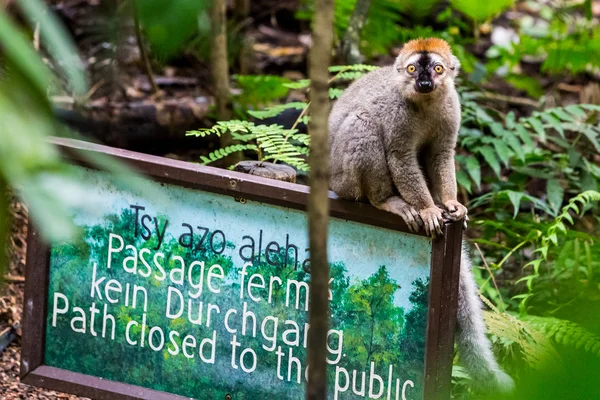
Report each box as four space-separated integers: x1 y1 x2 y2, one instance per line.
341 0 372 64
234 0 250 23
233 0 254 75
210 0 241 165
306 0 334 398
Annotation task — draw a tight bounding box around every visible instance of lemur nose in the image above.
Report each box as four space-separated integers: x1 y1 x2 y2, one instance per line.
416 81 433 93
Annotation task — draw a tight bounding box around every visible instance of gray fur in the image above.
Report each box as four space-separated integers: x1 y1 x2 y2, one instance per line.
329 54 466 236
328 47 514 392
459 244 515 392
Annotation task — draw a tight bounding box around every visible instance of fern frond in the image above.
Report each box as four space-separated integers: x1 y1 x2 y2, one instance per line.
334 71 368 81
283 79 311 89
328 64 379 72
330 88 344 99
200 144 259 165
483 308 563 371
516 190 600 298
522 315 600 357
248 102 308 120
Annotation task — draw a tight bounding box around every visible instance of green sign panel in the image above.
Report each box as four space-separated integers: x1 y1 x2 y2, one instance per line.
21 139 462 400
43 165 431 400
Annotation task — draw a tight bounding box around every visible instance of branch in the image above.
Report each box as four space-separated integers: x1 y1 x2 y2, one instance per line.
133 2 159 95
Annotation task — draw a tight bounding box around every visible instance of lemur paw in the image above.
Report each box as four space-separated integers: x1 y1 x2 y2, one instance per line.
419 207 444 237
397 204 422 233
443 200 468 221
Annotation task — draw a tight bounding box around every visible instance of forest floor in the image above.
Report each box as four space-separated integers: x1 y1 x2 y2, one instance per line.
0 198 86 399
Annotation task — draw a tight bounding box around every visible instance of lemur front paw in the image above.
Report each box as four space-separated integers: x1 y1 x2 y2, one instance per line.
443 200 468 221
419 207 444 237
397 204 422 233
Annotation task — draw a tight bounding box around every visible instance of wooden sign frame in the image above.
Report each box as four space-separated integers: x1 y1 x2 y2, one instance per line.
20 137 462 400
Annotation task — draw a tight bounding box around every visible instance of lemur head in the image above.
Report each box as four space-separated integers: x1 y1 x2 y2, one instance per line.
394 38 460 98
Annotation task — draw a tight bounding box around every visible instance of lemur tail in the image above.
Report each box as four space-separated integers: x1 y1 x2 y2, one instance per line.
457 242 515 393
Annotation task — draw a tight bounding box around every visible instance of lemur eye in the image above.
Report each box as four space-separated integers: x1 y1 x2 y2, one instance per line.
434 65 444 74
406 64 416 74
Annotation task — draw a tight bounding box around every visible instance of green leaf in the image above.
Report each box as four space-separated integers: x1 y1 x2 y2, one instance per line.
283 79 311 89
17 0 88 95
562 212 574 225
0 11 53 99
534 245 549 259
506 111 516 129
328 64 379 72
515 125 535 149
492 139 511 166
551 108 575 122
234 75 292 106
581 128 600 152
456 170 472 193
527 117 546 142
478 146 501 177
504 130 526 162
465 156 481 189
329 88 344 99
581 104 600 112
249 102 307 119
505 74 544 98
450 0 515 22
506 190 524 218
546 179 564 216
489 122 504 137
565 104 587 119
541 112 565 137
136 0 208 59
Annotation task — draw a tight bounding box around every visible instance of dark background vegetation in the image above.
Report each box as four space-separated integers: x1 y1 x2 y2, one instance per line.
1 0 600 398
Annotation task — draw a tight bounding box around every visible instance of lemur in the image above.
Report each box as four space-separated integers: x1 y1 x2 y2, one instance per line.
328 38 514 393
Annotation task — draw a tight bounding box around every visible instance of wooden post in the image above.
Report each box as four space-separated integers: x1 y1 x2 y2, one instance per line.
306 0 334 398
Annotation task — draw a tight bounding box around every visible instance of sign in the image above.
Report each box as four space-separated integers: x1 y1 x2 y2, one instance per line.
20 138 462 400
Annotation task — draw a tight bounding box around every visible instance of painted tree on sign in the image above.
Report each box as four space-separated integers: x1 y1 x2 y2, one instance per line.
336 266 404 369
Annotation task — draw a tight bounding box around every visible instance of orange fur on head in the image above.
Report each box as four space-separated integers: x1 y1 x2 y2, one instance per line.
400 38 453 59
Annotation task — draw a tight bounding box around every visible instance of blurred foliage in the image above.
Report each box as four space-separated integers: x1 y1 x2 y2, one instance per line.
135 0 209 59
486 0 600 93
232 75 293 109
450 0 515 23
0 0 88 248
0 0 207 275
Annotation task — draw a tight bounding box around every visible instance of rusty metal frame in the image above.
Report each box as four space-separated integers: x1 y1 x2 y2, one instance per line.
20 137 462 399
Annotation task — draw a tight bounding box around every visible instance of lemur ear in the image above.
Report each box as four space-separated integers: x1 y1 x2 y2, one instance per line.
393 55 403 72
449 55 460 77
